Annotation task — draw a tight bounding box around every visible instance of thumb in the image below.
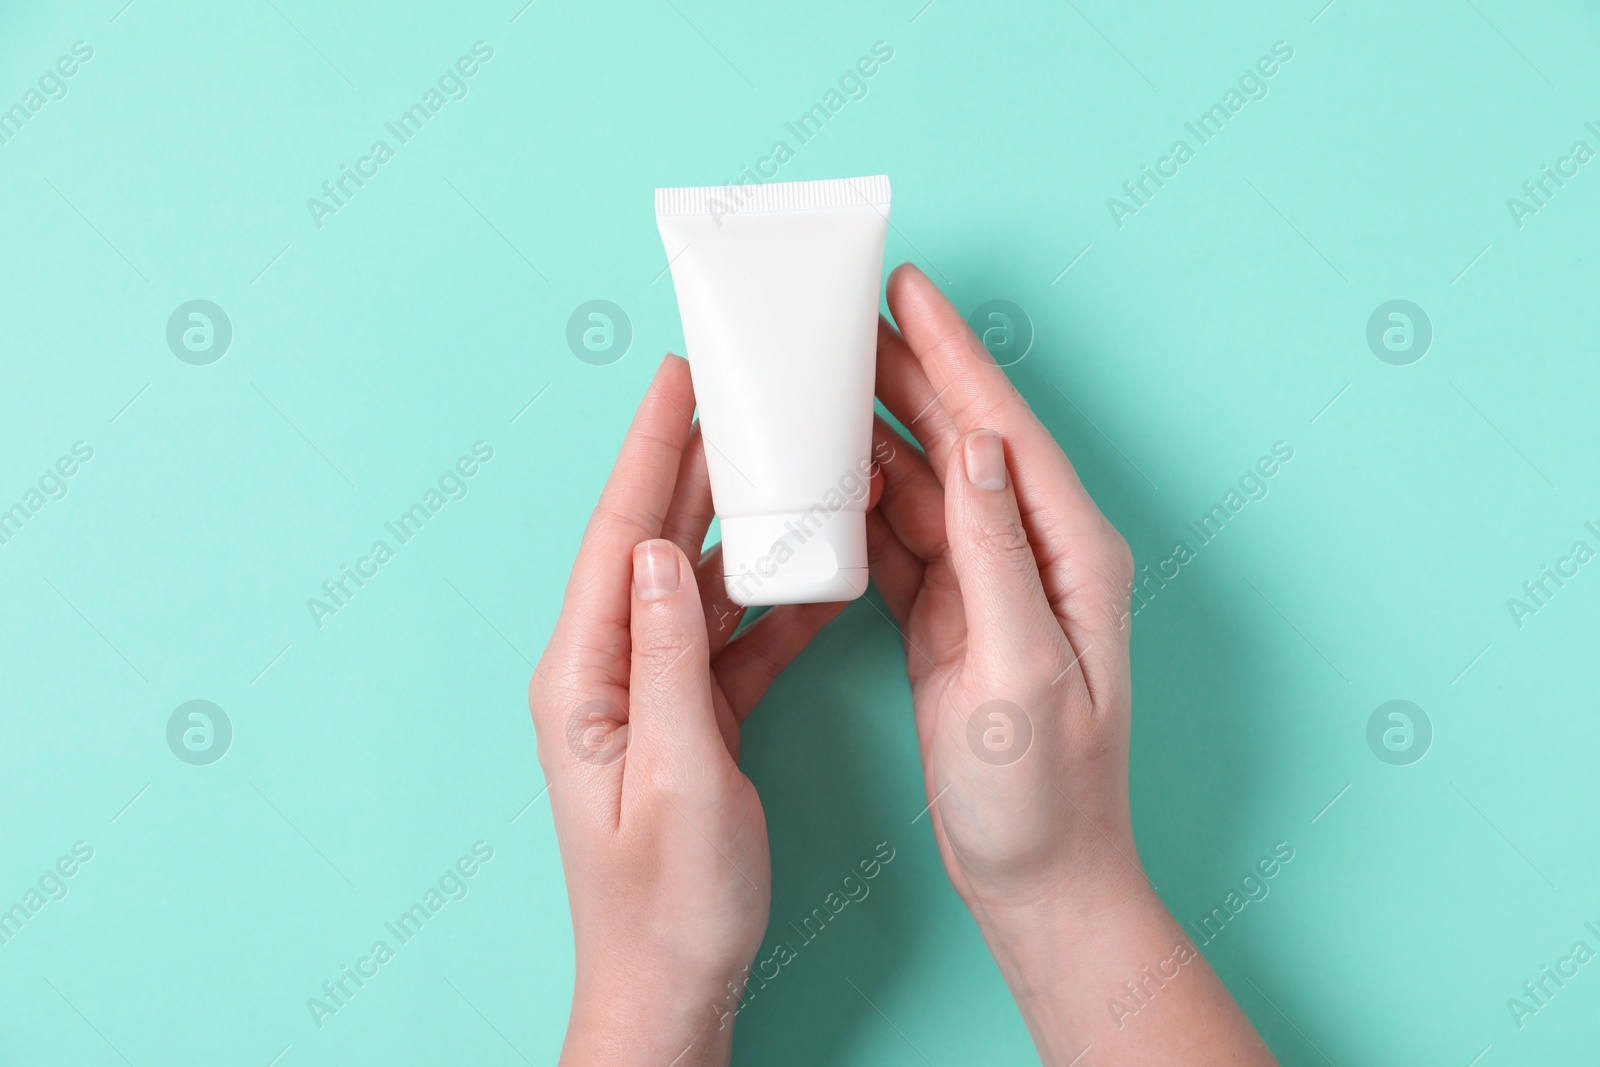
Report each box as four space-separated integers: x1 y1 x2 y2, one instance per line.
627 539 723 763
945 429 1063 669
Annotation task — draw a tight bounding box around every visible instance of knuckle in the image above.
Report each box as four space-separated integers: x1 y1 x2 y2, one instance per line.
533 727 561 778
528 659 581 718
641 750 701 799
1103 531 1135 587
634 630 695 679
971 513 1035 570
527 678 557 729
740 638 789 688
527 670 550 718
563 698 628 769
1091 539 1137 632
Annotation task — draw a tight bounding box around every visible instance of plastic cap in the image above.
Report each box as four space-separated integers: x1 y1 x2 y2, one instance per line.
720 510 868 606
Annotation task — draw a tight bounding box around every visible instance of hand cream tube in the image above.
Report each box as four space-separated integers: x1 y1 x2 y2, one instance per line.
655 175 890 606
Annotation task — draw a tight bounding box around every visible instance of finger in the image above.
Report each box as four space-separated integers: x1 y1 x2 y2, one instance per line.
886 263 1035 435
872 416 946 564
865 510 923 626
714 600 849 721
867 509 967 685
885 264 1109 542
534 356 697 739
626 539 723 763
695 543 747 654
556 356 697 660
659 425 715 561
886 265 1132 647
875 315 960 476
944 429 1066 671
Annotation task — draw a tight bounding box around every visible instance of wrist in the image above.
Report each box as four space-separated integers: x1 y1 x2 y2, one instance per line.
969 865 1172 1063
973 857 1157 970
960 804 1148 934
564 962 740 1067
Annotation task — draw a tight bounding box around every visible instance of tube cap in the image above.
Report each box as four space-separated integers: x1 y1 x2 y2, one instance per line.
720 510 869 606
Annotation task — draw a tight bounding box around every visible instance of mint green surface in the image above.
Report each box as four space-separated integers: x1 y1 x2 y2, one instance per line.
3 1 1598 1063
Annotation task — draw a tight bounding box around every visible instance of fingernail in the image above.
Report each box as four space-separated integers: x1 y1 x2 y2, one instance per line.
964 430 1008 491
633 540 680 601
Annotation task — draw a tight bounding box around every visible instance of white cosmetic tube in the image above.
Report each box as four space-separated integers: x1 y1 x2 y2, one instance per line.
655 175 890 606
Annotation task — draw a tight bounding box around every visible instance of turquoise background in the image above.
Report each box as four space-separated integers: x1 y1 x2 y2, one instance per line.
2 0 1598 1063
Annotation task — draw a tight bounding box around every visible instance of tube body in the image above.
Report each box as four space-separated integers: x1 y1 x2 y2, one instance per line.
655 175 890 606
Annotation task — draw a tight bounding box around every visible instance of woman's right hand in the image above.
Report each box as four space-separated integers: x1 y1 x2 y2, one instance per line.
870 261 1141 927
869 264 1275 1065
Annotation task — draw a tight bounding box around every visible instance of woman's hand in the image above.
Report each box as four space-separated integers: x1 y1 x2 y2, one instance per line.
870 265 1275 1064
530 355 850 1066
870 261 1141 923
